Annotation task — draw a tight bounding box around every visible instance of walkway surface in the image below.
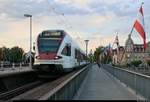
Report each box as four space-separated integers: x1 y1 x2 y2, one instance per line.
74 64 139 100
0 67 33 77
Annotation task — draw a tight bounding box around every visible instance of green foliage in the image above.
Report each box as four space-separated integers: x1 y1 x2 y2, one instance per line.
9 46 24 63
0 48 3 61
88 53 94 63
126 63 131 67
130 60 142 67
146 60 150 66
93 46 104 62
93 46 113 64
0 47 11 61
113 64 127 68
0 46 25 63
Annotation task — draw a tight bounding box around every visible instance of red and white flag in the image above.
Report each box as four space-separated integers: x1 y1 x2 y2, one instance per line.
133 3 146 49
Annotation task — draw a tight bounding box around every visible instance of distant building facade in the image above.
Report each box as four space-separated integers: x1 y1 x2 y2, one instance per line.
112 34 150 65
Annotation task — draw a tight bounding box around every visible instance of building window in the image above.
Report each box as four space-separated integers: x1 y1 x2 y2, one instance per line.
134 48 137 52
138 48 140 52
141 48 143 52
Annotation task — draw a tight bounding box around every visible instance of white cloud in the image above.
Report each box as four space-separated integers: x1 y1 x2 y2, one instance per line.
0 0 150 52
54 0 92 13
54 0 89 6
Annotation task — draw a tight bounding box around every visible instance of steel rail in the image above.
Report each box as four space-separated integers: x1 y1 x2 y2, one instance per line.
0 81 42 101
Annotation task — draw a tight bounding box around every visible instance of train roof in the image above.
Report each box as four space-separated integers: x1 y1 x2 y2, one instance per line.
40 30 66 34
38 29 68 37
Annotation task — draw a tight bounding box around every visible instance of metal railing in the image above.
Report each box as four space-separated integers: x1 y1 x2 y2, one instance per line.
103 64 150 100
0 63 29 71
39 64 91 100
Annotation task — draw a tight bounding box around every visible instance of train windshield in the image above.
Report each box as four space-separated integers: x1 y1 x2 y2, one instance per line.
38 38 60 53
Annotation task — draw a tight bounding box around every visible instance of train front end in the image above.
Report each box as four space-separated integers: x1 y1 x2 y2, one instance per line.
33 30 65 77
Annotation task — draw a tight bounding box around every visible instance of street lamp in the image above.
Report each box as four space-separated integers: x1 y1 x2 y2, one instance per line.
84 40 89 63
24 14 32 69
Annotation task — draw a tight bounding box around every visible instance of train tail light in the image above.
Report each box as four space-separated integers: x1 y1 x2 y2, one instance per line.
55 56 62 59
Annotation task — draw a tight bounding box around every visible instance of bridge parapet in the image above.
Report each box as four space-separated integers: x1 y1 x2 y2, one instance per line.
103 64 150 100
39 64 91 100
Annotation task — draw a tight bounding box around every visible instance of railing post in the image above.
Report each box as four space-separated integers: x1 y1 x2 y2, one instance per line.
20 63 22 69
134 74 139 101
12 63 15 70
0 62 4 71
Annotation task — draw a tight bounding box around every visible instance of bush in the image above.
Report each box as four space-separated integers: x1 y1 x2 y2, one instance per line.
147 60 150 66
112 64 126 68
130 60 142 67
126 63 131 67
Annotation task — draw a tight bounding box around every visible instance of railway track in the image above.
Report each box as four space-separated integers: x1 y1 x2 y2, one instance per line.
0 64 90 101
11 71 78 100
11 65 90 100
0 81 43 101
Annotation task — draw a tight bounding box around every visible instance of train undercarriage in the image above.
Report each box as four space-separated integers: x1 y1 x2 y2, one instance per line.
33 64 88 79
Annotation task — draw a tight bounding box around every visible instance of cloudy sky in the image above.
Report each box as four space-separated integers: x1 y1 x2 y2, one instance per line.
0 0 150 53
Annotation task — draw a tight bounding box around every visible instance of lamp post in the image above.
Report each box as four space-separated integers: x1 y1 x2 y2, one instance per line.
24 14 32 69
84 40 89 63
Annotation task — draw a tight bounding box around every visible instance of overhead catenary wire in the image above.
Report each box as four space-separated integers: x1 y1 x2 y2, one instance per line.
48 2 81 36
46 0 66 27
46 0 79 35
46 0 85 49
46 0 107 52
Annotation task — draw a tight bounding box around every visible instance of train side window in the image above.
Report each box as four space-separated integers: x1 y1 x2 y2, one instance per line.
75 49 78 59
62 45 71 56
67 45 71 56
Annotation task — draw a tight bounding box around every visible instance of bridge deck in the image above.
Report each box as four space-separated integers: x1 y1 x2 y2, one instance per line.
74 64 143 100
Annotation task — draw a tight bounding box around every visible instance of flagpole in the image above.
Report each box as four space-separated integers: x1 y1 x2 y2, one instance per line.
141 2 146 51
130 2 144 36
142 2 145 27
130 27 134 36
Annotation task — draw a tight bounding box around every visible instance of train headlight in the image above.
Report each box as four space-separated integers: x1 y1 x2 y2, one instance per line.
35 56 40 59
55 56 62 59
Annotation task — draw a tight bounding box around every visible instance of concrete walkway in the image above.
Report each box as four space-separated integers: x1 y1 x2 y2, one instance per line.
74 64 139 100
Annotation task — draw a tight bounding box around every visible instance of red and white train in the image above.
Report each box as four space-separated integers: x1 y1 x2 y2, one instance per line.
33 30 87 77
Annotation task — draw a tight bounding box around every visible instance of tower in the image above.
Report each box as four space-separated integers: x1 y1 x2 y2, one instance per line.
124 34 134 64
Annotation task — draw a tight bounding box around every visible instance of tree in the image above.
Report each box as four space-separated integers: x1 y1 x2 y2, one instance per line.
0 48 3 61
9 46 24 63
146 60 150 66
94 45 113 64
0 47 10 62
3 47 10 62
94 46 104 62
88 53 94 63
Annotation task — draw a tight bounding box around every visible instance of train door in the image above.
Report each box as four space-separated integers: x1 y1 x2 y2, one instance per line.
61 43 73 68
75 49 80 66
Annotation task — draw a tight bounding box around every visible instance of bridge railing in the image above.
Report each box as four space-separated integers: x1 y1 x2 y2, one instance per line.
39 64 91 100
103 64 150 100
0 63 29 71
